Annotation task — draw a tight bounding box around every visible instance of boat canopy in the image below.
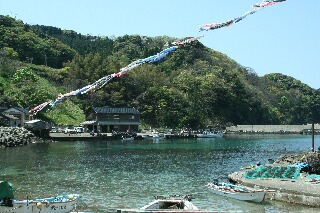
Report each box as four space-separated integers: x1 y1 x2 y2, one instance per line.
0 181 14 199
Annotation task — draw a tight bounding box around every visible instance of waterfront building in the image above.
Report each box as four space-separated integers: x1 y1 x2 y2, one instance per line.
82 106 141 133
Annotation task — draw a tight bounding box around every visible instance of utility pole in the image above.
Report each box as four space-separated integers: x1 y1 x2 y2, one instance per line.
51 109 54 128
310 104 319 153
312 121 315 152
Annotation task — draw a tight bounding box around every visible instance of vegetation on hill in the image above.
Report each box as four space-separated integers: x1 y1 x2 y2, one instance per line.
1 15 320 128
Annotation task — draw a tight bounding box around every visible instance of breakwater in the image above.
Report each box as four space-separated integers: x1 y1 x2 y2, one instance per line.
226 124 320 134
0 127 37 147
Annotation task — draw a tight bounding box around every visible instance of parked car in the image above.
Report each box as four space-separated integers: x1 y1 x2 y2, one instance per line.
64 127 77 134
75 126 84 133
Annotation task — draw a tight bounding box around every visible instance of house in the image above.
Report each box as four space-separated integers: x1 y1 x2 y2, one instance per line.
2 107 32 127
82 106 141 133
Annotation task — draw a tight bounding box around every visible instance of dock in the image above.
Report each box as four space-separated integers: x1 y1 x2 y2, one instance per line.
49 132 199 141
49 132 116 141
228 168 320 207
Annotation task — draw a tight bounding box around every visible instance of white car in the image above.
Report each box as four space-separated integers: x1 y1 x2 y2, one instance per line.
75 127 84 133
64 127 77 134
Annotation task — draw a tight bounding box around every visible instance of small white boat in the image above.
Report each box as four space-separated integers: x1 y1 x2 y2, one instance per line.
0 181 79 213
207 181 265 203
0 194 80 213
122 136 135 141
196 130 223 138
140 195 198 211
117 194 216 212
138 133 162 139
122 135 144 141
151 134 161 138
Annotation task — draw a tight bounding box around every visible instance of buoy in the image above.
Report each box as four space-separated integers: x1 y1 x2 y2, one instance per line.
68 195 74 200
36 202 42 209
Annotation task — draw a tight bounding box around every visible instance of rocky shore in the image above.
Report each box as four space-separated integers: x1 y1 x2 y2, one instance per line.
228 153 320 207
0 127 49 148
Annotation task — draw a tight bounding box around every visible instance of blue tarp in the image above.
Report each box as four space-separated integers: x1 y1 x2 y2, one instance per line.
289 162 308 168
306 174 320 179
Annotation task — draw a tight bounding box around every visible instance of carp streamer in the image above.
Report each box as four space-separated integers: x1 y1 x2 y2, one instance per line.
29 36 204 114
29 0 286 114
199 0 286 32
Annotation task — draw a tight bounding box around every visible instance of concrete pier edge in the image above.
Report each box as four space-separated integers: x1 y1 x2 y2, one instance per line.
228 170 320 207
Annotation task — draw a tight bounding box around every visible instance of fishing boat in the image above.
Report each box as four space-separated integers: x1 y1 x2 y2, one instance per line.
206 181 265 203
140 195 198 211
122 135 144 141
196 130 223 138
117 194 215 212
0 180 79 213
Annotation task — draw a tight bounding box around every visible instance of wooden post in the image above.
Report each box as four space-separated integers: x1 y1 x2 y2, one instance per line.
312 121 315 152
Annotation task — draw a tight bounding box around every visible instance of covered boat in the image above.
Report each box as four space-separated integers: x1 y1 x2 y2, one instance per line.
0 180 79 213
207 181 265 203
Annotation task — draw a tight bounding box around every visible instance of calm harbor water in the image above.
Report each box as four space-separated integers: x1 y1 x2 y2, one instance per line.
0 134 319 212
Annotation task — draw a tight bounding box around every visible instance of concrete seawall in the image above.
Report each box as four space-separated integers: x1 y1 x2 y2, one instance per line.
226 124 320 134
228 154 320 207
228 170 320 207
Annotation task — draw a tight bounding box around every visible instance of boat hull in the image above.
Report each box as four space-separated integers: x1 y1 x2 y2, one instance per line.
207 183 265 203
0 194 79 213
116 195 221 212
196 133 223 138
140 199 198 210
208 189 265 202
117 210 218 213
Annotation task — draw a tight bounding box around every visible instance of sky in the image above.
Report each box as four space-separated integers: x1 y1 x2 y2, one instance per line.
1 0 320 89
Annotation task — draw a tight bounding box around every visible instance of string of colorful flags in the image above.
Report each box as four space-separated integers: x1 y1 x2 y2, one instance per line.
29 35 204 114
29 0 286 114
199 0 286 32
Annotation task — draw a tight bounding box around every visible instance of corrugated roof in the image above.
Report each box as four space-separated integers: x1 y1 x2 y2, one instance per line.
92 106 141 114
4 107 30 114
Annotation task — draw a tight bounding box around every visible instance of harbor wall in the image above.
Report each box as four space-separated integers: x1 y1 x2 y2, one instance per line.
0 127 53 147
226 124 320 134
228 169 320 207
0 127 35 147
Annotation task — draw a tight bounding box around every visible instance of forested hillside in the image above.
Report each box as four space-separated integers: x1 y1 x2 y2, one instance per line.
1 15 320 128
